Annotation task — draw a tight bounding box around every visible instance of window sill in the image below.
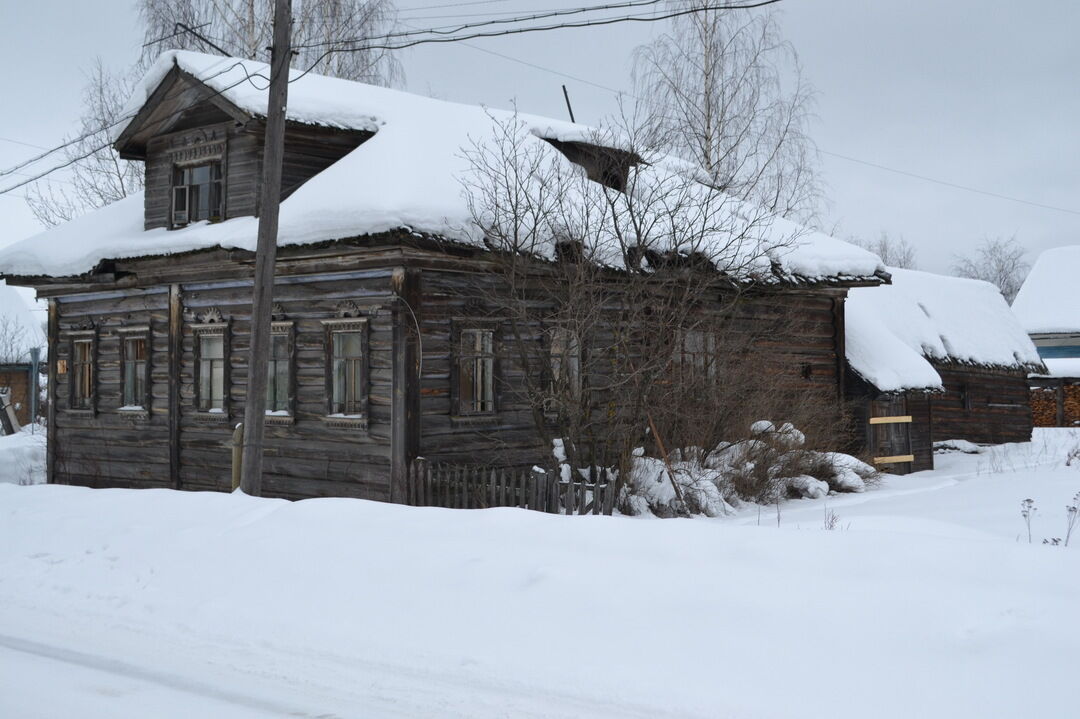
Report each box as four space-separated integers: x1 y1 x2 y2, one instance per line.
192 411 230 424
323 415 369 430
450 413 499 426
117 408 150 421
65 408 96 417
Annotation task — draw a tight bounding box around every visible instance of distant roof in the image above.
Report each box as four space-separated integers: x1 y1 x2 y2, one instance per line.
0 51 885 285
846 268 1045 393
1011 245 1080 334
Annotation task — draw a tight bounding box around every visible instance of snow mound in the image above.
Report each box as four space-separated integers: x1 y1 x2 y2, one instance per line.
0 427 46 485
1012 244 1080 334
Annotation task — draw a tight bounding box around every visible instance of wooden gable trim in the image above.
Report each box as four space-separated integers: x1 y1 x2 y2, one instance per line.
114 65 252 160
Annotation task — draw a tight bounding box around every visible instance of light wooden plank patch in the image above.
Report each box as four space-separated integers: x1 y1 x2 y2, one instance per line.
869 415 912 425
873 454 915 464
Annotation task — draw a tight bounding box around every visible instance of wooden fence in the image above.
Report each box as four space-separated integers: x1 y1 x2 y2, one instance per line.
406 459 617 515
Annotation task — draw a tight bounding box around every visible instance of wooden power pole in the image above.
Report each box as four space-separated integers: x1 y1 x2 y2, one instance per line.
240 0 292 496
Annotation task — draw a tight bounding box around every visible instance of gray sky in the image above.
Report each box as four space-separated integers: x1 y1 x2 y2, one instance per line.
1 0 1078 276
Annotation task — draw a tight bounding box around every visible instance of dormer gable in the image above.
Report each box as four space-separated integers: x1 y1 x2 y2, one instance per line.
115 60 371 231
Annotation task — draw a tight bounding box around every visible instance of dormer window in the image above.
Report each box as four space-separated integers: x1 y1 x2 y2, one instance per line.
172 162 223 227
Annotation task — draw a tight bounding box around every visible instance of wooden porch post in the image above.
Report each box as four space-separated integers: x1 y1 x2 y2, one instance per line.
169 283 183 489
46 299 58 484
390 267 420 503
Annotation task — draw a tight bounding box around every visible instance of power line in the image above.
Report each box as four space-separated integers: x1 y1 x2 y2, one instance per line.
289 1 782 83
818 150 1080 217
0 137 50 151
0 59 270 187
434 30 1080 219
399 0 516 11
296 0 670 50
0 63 269 195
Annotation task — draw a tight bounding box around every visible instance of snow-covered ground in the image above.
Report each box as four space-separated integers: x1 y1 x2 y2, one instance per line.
0 426 46 486
1 430 1078 718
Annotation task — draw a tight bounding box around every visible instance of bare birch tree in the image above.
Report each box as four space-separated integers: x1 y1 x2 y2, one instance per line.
850 232 917 269
138 0 402 86
460 114 849 479
25 61 143 227
952 235 1029 303
632 2 820 222
27 0 401 226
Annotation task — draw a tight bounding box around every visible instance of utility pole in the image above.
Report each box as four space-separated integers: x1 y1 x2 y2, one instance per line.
240 0 292 496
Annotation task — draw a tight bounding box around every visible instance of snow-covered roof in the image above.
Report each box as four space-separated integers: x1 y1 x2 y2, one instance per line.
1030 358 1080 379
1011 245 1080 335
846 268 1045 393
0 51 884 284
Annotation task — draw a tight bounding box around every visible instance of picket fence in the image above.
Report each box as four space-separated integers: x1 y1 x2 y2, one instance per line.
406 459 618 515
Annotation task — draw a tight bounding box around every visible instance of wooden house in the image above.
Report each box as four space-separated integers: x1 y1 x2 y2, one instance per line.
0 51 889 501
1012 245 1080 426
845 267 1044 473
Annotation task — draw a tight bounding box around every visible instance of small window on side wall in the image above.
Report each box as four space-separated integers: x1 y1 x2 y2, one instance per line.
323 319 369 427
118 327 152 413
549 327 583 401
455 326 496 416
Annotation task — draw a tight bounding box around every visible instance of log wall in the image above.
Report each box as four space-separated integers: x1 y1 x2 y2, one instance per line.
48 258 397 501
929 364 1033 444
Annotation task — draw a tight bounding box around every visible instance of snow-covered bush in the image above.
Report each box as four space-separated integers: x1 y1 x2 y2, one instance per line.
621 449 735 518
619 421 878 516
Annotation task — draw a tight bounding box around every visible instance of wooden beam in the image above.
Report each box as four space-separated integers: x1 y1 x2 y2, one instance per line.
869 415 913 424
46 300 58 484
390 266 421 504
874 454 915 464
169 284 182 490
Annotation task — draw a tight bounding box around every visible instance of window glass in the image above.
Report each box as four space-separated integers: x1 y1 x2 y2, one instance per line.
72 339 93 410
266 332 291 412
172 162 222 227
331 331 364 415
122 336 147 408
550 328 582 399
198 334 225 411
459 328 495 414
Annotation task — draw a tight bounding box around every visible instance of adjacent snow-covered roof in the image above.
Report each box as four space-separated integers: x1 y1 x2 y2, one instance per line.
1011 245 1080 334
1031 358 1080 379
846 268 1045 393
0 51 884 284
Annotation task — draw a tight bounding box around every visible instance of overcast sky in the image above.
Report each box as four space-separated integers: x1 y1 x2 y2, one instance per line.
1 0 1078 278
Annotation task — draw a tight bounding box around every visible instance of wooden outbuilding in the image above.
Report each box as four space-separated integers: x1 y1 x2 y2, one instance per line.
0 51 890 500
845 267 1044 473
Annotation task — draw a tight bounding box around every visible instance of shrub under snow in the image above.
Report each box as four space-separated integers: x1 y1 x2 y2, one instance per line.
621 421 879 516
